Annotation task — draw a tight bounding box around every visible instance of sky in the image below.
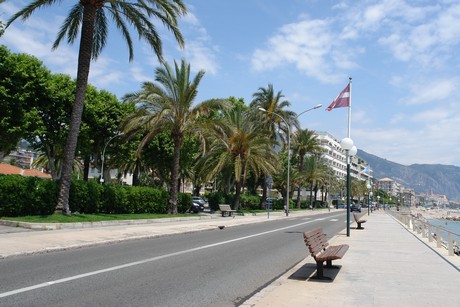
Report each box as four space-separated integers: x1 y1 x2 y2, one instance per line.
1 0 460 167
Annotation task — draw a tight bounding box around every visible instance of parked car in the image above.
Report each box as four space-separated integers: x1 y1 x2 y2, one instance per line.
190 196 205 213
335 203 346 209
351 203 362 212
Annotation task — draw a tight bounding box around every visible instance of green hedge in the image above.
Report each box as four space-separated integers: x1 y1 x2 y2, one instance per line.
239 194 261 210
207 191 233 211
0 175 188 217
0 175 57 216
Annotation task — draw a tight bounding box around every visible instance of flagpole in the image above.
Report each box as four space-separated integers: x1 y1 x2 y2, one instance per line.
346 77 352 237
347 77 352 138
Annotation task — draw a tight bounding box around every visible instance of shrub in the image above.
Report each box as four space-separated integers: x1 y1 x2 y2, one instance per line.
239 194 261 210
207 191 234 211
271 198 294 211
128 187 168 214
178 193 192 213
0 175 57 217
0 175 173 216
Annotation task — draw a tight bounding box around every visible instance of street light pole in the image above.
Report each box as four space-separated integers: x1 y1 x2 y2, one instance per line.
100 133 122 184
259 104 322 216
340 137 357 237
367 182 371 216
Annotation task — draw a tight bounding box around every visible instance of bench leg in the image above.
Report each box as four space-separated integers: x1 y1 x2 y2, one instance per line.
325 260 340 269
357 222 364 229
310 262 332 280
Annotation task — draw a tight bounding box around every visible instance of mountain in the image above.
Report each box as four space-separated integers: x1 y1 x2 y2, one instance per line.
357 149 460 201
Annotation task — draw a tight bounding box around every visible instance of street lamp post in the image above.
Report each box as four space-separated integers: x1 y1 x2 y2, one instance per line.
367 182 371 216
259 104 322 216
340 137 357 237
100 133 123 184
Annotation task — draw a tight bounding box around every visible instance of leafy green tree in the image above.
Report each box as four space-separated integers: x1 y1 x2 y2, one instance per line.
6 0 187 214
26 73 76 179
122 59 226 214
79 86 135 182
196 106 279 210
0 46 51 160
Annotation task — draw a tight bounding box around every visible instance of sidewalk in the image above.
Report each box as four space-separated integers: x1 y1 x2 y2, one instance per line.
243 211 460 307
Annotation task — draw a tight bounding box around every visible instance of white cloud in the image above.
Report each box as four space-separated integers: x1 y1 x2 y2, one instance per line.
130 65 155 83
251 19 353 83
178 10 219 75
405 78 459 105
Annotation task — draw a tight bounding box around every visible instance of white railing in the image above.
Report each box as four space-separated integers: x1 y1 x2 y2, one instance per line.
389 209 460 257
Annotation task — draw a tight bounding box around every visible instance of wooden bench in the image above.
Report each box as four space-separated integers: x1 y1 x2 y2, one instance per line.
219 204 236 217
353 213 367 229
303 227 349 279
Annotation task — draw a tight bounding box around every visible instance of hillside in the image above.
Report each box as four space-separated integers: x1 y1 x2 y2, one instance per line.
357 149 460 201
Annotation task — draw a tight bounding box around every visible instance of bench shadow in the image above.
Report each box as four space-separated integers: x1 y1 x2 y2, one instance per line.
287 263 342 283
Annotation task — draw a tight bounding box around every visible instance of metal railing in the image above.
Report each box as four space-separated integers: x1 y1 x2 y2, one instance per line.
389 209 460 257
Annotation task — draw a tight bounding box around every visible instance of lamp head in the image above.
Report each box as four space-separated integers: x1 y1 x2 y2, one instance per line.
349 145 357 157
340 137 354 150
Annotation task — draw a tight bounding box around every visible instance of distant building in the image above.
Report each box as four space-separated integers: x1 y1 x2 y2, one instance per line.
0 163 51 179
315 131 372 183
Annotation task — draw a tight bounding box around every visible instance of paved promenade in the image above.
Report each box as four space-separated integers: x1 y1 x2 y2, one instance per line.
1 210 459 306
243 211 460 307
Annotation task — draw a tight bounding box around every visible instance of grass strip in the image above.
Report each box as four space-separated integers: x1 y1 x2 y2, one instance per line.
1 213 197 223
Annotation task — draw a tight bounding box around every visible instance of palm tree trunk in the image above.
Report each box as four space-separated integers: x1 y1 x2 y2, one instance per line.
296 158 304 208
56 4 96 214
169 135 182 214
295 186 302 208
83 157 90 181
234 180 242 210
314 184 319 209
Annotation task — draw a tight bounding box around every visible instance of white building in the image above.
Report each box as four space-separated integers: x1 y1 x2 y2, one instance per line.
314 131 372 183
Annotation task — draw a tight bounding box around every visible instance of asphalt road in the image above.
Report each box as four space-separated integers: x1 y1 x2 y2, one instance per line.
0 211 347 307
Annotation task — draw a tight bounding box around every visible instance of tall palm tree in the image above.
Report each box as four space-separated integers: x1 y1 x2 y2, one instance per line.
121 59 226 214
250 84 299 144
196 106 279 210
250 84 298 208
303 155 329 209
292 129 323 208
6 0 187 214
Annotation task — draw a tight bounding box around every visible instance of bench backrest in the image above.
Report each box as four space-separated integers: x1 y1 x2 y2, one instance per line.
303 227 329 258
219 204 232 211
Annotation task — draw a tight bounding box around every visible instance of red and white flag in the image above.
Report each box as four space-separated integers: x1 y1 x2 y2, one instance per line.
326 84 350 111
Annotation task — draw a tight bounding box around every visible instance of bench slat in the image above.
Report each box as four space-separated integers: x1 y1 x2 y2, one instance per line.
316 245 349 261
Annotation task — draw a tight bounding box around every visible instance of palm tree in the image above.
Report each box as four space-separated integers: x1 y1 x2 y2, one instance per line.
292 129 323 208
249 84 298 208
303 155 329 209
250 84 299 144
121 59 226 214
6 0 187 214
196 106 279 210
